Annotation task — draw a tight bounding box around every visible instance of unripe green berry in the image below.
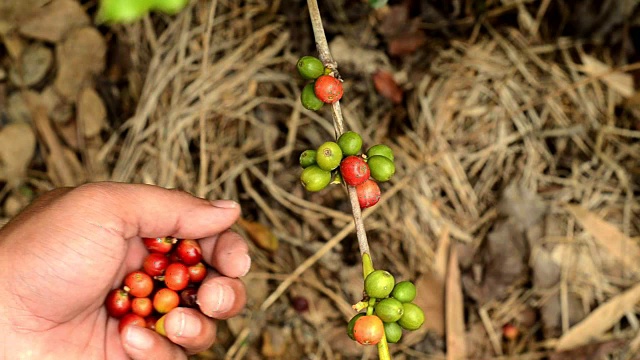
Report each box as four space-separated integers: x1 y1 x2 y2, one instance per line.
301 83 324 111
383 321 403 343
364 270 395 299
337 131 363 156
315 142 342 171
297 56 325 80
368 155 395 182
300 165 331 192
391 281 416 303
375 298 404 323
299 150 317 168
398 303 425 331
367 144 394 161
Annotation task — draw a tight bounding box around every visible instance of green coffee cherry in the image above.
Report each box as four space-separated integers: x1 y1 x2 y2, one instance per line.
297 56 325 80
152 0 189 14
364 270 395 299
398 303 425 331
367 144 394 161
383 321 403 343
337 131 363 156
347 313 365 340
316 142 342 171
300 165 331 192
301 83 324 111
368 155 395 182
391 281 416 303
375 298 404 323
299 149 317 168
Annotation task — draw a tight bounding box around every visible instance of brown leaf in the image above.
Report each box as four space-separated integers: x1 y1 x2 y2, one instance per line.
77 87 106 138
446 244 466 360
388 31 427 57
0 122 36 184
54 26 106 102
556 282 640 351
237 218 279 252
9 43 53 87
372 70 403 104
565 204 640 272
261 325 291 358
18 0 90 43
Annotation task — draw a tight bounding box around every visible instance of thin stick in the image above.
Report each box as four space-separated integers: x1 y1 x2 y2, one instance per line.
306 0 370 258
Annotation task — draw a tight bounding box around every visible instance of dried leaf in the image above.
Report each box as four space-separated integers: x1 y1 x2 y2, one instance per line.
237 218 279 252
579 53 634 98
77 87 106 137
556 282 640 351
388 31 427 57
0 122 36 184
54 26 106 101
413 272 445 337
261 325 291 358
446 244 466 360
565 204 640 271
372 70 403 104
18 0 90 43
9 43 53 87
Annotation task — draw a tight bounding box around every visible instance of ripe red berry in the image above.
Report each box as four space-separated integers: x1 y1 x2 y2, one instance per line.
118 313 146 333
105 289 131 318
356 179 381 209
165 262 190 291
143 237 175 254
145 315 159 331
188 262 207 283
340 155 370 186
353 315 384 345
314 75 343 104
143 253 170 277
131 297 153 317
153 288 180 314
124 271 154 298
175 239 202 266
180 287 198 308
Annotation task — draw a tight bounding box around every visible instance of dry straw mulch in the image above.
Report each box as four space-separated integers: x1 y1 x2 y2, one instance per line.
1 0 640 359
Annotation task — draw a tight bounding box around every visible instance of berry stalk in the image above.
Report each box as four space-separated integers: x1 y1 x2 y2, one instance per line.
305 1 389 358
306 0 371 272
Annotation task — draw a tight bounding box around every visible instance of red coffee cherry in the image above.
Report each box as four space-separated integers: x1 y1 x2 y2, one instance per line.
143 237 175 254
165 262 190 291
340 155 370 186
356 179 381 209
143 253 169 277
153 288 180 314
131 297 153 317
175 239 202 266
314 75 343 104
124 271 154 298
105 289 131 318
118 313 146 333
188 262 207 283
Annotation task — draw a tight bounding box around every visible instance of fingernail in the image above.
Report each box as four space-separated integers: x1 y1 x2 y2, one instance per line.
124 325 153 350
206 283 235 314
238 253 251 277
173 310 202 338
210 200 239 209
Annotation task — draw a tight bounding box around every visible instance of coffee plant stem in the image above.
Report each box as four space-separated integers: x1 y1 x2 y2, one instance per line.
306 1 391 359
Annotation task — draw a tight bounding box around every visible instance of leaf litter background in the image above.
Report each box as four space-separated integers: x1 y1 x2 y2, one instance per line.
1 0 640 359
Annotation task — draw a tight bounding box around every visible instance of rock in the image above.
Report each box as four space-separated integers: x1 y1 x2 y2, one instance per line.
77 87 106 137
9 43 53 87
54 26 106 102
0 122 36 183
18 0 90 43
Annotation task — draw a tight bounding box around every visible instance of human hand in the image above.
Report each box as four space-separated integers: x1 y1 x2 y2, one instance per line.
0 182 250 359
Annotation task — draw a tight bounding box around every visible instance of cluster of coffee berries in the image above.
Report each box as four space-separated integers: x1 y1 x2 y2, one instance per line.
347 270 424 345
296 55 344 111
104 237 207 335
299 131 395 209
